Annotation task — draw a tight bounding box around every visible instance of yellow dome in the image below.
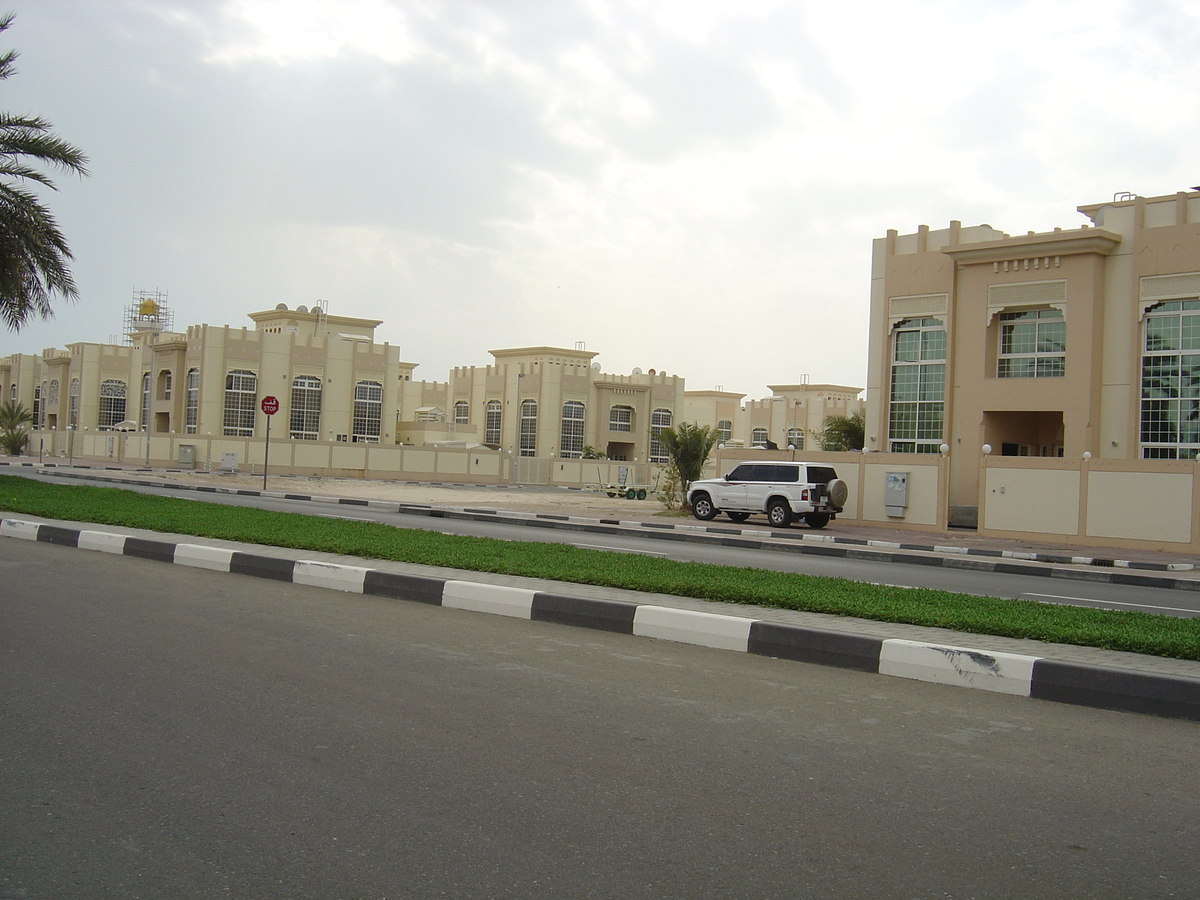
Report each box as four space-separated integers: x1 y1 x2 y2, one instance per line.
138 298 159 317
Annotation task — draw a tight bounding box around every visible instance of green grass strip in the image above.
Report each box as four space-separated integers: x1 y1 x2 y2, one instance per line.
2 474 1199 661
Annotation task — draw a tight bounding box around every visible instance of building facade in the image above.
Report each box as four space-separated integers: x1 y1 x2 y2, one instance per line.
865 188 1200 524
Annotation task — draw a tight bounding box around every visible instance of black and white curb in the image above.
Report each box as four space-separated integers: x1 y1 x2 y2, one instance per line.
12 465 1200 587
5 516 1200 722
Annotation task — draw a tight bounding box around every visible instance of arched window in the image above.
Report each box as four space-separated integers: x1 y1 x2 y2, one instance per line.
717 419 732 442
290 375 322 440
609 405 633 432
98 380 126 430
185 368 199 434
352 381 383 442
751 427 768 447
650 408 672 463
454 401 469 425
69 378 79 427
560 401 584 458
158 369 172 401
223 370 257 436
48 379 59 405
485 400 502 445
787 427 804 450
32 384 40 428
520 399 537 457
8 384 14 401
39 382 46 427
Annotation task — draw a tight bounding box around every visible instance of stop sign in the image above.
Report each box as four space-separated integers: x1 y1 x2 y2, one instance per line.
261 395 279 416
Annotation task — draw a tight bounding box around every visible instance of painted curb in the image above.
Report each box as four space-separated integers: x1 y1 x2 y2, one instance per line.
4 515 1200 723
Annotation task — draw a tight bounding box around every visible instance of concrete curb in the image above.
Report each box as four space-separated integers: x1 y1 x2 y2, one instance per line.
5 515 1199 722
12 465 1200 590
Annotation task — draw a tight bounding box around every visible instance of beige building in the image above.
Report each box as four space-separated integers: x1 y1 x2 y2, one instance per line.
1 302 700 485
683 383 863 450
866 188 1200 525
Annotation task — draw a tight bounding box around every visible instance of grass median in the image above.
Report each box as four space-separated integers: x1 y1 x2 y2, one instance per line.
2 474 1199 661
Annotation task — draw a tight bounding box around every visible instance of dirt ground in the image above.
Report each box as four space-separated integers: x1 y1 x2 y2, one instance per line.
151 469 678 522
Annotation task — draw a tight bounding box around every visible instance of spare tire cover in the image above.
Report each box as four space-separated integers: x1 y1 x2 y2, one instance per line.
826 478 849 508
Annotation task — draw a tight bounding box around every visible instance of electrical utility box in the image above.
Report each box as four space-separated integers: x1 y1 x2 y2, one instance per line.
885 471 909 517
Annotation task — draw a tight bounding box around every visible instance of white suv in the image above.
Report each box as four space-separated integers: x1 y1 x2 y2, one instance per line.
687 462 848 529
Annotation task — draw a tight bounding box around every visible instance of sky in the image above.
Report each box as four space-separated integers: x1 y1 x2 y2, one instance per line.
2 0 1200 399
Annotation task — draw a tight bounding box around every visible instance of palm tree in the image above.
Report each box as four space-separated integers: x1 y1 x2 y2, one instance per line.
657 422 718 507
817 410 865 451
0 398 32 455
0 13 89 331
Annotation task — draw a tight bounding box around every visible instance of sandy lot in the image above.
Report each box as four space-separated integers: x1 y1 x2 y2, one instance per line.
150 470 678 522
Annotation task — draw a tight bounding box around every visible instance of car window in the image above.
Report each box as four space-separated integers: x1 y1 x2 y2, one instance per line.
806 466 838 485
771 465 800 483
728 465 754 481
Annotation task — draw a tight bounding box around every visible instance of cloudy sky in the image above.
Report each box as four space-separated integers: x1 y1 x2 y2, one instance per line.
2 0 1199 398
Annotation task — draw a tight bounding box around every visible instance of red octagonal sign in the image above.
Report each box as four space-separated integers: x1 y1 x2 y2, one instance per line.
261 395 280 416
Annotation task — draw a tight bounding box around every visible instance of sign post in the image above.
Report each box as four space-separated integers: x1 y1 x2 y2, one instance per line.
260 395 279 490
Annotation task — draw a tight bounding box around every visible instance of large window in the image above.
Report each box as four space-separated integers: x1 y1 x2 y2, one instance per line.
352 380 382 442
454 401 469 425
751 427 768 448
98 379 126 430
717 419 732 442
185 368 199 434
560 401 584 458
68 379 78 427
998 308 1065 377
48 379 59 406
519 399 537 457
787 427 804 450
290 375 322 440
609 405 633 432
650 408 671 463
223 369 257 437
889 317 945 453
38 382 46 427
1141 300 1200 458
485 400 502 444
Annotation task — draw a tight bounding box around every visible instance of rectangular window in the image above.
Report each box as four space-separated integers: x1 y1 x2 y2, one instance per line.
609 405 633 432
290 375 322 440
650 408 671 463
352 381 382 442
889 317 945 453
1141 300 1200 458
98 380 127 430
998 308 1065 378
520 400 537 457
185 368 199 434
223 370 257 437
485 401 502 445
560 401 584 458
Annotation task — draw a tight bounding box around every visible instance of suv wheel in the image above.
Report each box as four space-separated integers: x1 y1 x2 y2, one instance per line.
804 513 830 529
691 492 717 521
767 499 792 528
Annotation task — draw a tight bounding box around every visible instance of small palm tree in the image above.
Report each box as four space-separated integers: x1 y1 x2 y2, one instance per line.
657 422 718 507
817 410 865 451
0 13 89 331
0 398 32 455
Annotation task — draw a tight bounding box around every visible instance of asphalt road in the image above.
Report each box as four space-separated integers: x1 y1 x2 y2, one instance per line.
12 468 1200 617
3 540 1198 899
